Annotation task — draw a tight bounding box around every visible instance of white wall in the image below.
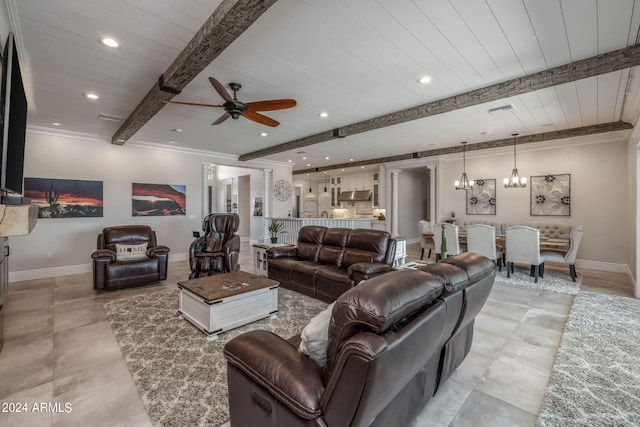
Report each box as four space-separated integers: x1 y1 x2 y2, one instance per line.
8 129 291 280
397 170 428 240
437 139 628 265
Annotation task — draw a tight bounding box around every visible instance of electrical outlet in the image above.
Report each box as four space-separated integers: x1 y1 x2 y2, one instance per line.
47 252 54 259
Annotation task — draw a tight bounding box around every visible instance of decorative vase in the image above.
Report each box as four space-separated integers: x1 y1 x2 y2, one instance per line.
440 224 447 260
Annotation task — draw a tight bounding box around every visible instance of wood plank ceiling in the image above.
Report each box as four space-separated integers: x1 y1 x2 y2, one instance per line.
11 0 640 175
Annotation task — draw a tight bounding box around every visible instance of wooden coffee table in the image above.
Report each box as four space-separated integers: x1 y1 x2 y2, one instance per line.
177 271 279 340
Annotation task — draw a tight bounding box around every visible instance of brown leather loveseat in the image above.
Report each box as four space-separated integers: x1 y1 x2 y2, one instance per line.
267 226 397 302
224 252 495 427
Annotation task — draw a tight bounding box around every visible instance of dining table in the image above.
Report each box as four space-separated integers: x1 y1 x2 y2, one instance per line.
422 233 570 254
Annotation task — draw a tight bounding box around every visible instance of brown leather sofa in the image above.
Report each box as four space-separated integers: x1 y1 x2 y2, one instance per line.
91 225 170 291
224 252 495 427
267 226 397 302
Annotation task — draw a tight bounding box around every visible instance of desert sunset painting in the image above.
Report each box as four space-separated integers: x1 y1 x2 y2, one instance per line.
24 177 104 218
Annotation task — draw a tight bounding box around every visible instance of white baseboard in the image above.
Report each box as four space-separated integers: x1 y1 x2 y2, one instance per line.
575 259 629 273
9 252 189 283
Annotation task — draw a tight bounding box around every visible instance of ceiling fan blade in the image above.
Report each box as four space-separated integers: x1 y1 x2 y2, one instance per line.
212 112 231 125
208 77 235 105
163 100 223 108
243 110 280 127
245 99 297 112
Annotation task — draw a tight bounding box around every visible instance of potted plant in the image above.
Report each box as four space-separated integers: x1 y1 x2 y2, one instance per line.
268 218 285 243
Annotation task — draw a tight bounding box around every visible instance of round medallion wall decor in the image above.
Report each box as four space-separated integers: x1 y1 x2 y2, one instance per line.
273 179 292 201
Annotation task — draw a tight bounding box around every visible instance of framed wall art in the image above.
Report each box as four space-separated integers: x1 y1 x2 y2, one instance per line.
24 177 103 218
530 174 571 216
253 197 263 216
466 179 496 215
132 183 186 216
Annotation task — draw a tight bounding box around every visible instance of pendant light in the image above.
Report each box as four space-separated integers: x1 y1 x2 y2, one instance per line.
304 174 316 198
503 133 527 188
320 173 330 198
454 141 474 190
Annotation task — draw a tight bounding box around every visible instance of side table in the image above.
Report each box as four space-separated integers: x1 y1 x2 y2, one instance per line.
252 243 294 276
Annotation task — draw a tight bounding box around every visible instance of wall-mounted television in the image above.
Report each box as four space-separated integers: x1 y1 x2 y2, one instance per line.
0 32 28 196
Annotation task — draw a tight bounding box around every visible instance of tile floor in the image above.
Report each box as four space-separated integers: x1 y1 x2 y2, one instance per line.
0 243 633 427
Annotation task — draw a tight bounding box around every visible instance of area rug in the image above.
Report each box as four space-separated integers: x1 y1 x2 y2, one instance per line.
104 287 328 427
493 266 581 295
537 291 640 426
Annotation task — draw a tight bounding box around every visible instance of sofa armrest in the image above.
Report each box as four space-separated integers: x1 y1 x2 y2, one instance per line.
266 247 297 259
347 262 393 283
91 249 116 263
224 330 325 420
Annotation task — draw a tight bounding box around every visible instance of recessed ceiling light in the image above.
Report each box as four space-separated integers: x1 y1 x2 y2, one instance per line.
325 156 330 160
349 158 354 162
480 130 492 135
260 132 268 137
418 76 432 84
169 141 175 144
51 122 61 126
98 36 121 48
306 163 311 167
302 156 307 160
288 160 292 163
341 169 345 172
83 92 99 100
171 128 182 133
360 166 365 169
319 112 328 118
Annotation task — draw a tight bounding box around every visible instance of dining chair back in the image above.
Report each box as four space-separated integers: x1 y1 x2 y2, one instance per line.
540 225 583 281
418 220 435 260
466 224 504 270
433 223 461 261
505 225 546 282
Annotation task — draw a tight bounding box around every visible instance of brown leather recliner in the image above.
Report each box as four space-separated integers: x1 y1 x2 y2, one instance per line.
224 252 495 427
91 225 170 291
189 213 240 279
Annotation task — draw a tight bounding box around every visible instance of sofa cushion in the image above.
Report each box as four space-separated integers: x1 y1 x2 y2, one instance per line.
318 228 350 266
299 302 335 367
325 269 444 372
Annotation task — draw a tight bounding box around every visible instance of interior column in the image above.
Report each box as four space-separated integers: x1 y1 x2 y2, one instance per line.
262 168 273 243
390 169 401 236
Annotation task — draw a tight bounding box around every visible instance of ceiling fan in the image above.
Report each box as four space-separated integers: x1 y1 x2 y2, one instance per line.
163 77 297 127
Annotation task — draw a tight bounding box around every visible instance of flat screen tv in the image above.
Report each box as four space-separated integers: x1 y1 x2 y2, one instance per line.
0 32 27 195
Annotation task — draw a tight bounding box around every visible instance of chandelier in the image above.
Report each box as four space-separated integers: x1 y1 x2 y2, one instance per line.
454 141 474 190
503 133 527 188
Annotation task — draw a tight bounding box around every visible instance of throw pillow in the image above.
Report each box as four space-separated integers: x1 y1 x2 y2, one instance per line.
299 302 335 367
115 242 148 261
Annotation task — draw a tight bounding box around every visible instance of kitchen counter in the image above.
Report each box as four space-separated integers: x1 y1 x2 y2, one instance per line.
272 217 374 244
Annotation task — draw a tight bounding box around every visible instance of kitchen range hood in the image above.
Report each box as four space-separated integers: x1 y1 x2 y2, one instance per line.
338 190 372 202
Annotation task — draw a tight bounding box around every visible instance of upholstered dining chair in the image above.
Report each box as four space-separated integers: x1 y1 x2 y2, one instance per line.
466 224 504 271
505 226 545 283
433 223 462 261
540 225 583 282
418 220 435 260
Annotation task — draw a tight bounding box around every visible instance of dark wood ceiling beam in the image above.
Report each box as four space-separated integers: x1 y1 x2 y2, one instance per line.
111 0 278 145
292 121 632 175
241 44 640 161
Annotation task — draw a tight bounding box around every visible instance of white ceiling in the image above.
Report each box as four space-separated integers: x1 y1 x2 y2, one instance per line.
8 0 640 177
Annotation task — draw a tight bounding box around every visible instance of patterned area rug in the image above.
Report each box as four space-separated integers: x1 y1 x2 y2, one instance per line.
104 287 327 427
537 291 640 426
494 265 580 295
